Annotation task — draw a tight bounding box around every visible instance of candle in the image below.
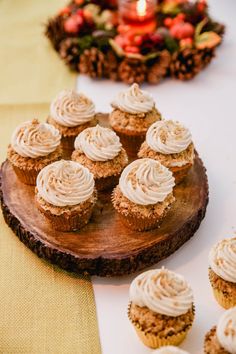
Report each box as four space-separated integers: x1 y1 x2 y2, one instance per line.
119 0 157 34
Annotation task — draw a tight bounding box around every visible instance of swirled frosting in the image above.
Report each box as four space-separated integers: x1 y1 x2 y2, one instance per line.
119 158 175 205
111 83 155 114
36 160 95 207
50 90 95 127
146 120 192 154
217 307 236 353
152 346 189 354
11 119 61 158
74 124 122 162
209 238 236 283
129 268 194 317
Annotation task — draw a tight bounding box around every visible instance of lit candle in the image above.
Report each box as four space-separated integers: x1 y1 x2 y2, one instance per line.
119 0 157 34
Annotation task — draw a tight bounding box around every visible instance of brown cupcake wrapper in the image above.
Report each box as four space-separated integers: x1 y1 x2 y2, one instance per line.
127 303 194 349
12 165 39 185
171 163 193 184
113 129 146 158
37 204 94 232
117 206 170 231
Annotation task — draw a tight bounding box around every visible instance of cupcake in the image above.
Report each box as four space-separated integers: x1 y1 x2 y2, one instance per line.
204 307 236 353
112 158 175 231
7 119 62 185
35 160 97 232
152 346 189 354
209 238 236 309
48 90 97 158
128 268 195 349
109 83 162 157
72 124 128 191
138 120 195 184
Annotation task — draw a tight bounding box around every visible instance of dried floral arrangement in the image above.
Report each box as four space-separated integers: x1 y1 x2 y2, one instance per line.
45 0 225 84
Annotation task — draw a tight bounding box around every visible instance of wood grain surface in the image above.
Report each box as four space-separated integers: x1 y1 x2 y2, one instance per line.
0 154 208 277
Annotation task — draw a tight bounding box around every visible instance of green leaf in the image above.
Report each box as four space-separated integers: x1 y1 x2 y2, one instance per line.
78 35 94 53
162 2 181 15
195 31 221 49
164 36 179 53
109 39 124 57
195 18 208 39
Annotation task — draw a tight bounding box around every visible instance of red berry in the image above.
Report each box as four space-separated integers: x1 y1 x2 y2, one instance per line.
115 35 125 48
133 35 143 46
176 13 186 21
75 14 84 26
124 45 140 54
59 7 71 16
64 17 79 33
170 22 194 40
75 0 84 5
117 24 131 34
180 37 193 49
164 17 173 28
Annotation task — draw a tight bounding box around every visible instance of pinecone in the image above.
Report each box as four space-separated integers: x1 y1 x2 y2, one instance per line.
147 50 171 84
79 47 107 78
45 17 67 51
170 48 204 80
105 51 119 81
59 38 80 71
200 48 216 68
118 58 147 84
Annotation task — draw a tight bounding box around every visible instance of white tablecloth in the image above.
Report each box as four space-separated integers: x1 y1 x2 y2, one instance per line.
77 1 236 352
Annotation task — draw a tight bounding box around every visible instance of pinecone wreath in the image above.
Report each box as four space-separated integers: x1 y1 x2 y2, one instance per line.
79 48 107 78
59 38 80 71
170 48 204 80
118 58 147 84
147 50 171 84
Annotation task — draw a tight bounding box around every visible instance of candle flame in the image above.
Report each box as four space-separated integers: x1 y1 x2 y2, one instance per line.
137 0 147 17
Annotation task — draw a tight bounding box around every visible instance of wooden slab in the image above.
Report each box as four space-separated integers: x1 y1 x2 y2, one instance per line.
0 155 208 277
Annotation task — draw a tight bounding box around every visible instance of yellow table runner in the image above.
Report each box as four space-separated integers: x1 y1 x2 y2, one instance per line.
0 1 101 353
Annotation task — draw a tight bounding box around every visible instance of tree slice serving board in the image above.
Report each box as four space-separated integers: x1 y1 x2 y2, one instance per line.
0 155 208 277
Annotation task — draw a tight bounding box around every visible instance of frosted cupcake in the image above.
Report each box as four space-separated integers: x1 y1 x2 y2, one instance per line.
138 120 195 184
209 238 236 309
152 346 189 354
204 307 236 353
128 268 195 349
7 119 62 185
109 83 162 157
112 158 175 231
72 124 128 191
35 160 97 231
48 90 97 158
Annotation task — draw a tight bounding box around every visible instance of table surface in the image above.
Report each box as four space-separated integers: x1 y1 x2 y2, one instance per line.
77 1 236 353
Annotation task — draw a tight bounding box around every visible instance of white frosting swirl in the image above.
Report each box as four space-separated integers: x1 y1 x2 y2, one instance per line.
129 268 194 317
146 120 192 154
111 83 155 114
11 120 61 158
119 158 175 206
74 124 122 162
36 160 95 207
50 90 95 127
217 307 236 353
209 238 236 283
152 346 189 354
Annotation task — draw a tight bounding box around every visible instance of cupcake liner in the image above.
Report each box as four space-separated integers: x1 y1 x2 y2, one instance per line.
37 203 94 232
12 165 39 185
127 303 194 349
113 128 145 158
212 288 236 309
119 213 163 231
171 163 192 184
